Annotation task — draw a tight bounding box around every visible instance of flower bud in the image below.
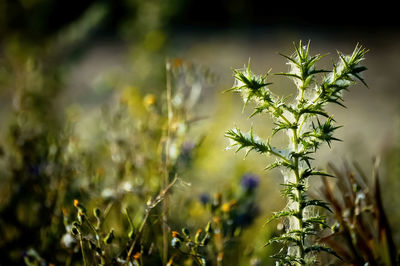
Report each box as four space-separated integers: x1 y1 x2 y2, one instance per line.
93 208 101 218
89 241 97 250
104 229 115 245
172 231 183 241
71 226 79 236
128 230 135 240
133 252 141 261
194 229 202 243
201 234 210 246
205 222 212 234
182 228 190 238
77 212 86 224
171 237 181 249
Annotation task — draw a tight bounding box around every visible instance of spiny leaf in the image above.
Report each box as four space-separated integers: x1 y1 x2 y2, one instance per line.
300 168 334 179
225 128 270 154
265 160 295 171
275 72 302 80
272 121 297 136
271 254 306 265
302 199 332 212
264 234 301 247
305 245 343 261
265 210 298 225
303 216 329 228
299 108 329 118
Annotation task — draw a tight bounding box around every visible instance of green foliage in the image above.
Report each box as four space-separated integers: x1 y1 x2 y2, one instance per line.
226 41 368 265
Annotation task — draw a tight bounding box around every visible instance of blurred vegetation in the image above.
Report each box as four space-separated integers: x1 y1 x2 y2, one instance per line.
0 1 399 265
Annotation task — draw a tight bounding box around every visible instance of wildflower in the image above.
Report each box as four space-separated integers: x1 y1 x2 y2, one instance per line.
221 203 231 213
221 200 237 212
172 231 183 240
133 252 141 260
143 94 156 109
199 193 210 205
240 173 260 191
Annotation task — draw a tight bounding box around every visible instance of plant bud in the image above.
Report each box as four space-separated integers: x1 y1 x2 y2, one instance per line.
182 228 190 238
72 221 81 228
172 231 183 241
77 212 86 223
171 237 181 248
194 229 202 243
71 226 79 236
128 230 135 240
201 234 210 246
89 241 97 250
205 222 212 234
133 252 141 260
104 229 115 245
93 207 101 218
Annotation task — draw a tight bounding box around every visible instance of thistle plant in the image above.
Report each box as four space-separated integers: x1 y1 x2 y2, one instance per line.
225 41 368 265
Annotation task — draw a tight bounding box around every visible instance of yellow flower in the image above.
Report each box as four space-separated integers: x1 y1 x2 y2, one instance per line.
172 231 180 238
143 94 156 109
221 203 231 212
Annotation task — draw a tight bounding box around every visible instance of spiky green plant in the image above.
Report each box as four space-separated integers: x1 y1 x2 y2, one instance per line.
225 41 368 265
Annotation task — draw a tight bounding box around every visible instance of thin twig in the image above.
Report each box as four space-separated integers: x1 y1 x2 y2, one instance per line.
125 175 178 265
162 58 173 265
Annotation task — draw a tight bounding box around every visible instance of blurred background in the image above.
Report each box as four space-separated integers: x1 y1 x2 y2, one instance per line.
0 0 399 265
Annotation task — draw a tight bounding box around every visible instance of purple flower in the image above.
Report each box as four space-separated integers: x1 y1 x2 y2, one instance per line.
181 141 196 155
241 173 260 190
199 193 211 205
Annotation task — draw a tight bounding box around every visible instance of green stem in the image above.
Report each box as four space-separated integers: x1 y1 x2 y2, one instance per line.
269 149 291 164
79 233 88 266
162 59 173 265
86 220 101 247
292 123 305 264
